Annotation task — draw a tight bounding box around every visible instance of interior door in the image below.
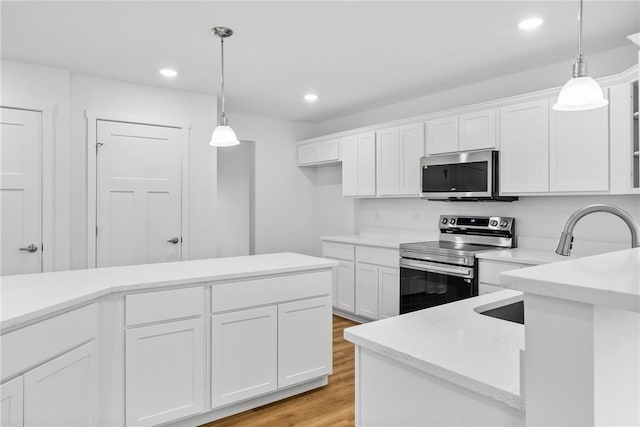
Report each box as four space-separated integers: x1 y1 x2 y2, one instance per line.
0 107 42 276
96 120 182 267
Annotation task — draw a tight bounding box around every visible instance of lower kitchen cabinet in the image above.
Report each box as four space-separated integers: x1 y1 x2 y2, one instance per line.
125 318 204 427
211 306 278 407
356 262 380 320
379 267 400 319
24 340 98 426
278 297 332 388
336 260 356 313
1 376 23 427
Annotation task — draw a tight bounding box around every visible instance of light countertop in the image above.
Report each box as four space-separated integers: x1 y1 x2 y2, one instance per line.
476 248 584 265
321 234 434 249
0 252 336 331
501 248 640 312
344 290 525 411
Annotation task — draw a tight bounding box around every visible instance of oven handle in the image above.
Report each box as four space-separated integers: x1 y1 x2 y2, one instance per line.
400 258 474 279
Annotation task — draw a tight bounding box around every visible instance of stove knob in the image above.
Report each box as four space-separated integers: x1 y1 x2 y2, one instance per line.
441 217 448 224
500 220 508 228
449 218 456 225
489 219 498 227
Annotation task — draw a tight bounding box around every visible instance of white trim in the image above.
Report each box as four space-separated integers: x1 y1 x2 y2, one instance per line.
0 103 56 273
297 65 639 145
85 110 191 268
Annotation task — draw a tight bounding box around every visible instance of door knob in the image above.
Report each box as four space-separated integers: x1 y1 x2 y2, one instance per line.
19 244 38 253
167 237 179 244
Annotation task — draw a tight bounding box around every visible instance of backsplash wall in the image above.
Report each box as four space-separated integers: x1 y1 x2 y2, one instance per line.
356 195 640 255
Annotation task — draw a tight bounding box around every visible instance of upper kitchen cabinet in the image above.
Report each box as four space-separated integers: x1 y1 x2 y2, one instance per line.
425 108 497 155
609 79 640 194
499 100 550 194
549 95 609 192
376 123 424 196
297 138 341 166
342 132 376 197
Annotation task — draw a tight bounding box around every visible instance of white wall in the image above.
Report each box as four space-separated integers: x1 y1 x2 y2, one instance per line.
1 60 72 271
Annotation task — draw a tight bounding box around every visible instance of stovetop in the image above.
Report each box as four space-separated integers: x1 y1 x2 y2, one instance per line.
400 240 499 254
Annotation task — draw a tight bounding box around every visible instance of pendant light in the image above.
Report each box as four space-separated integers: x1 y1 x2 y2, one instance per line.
209 26 240 147
553 0 608 111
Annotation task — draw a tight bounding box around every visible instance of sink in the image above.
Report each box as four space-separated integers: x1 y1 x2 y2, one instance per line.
478 301 524 324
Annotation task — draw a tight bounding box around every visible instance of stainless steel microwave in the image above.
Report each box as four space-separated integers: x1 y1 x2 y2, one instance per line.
420 150 517 201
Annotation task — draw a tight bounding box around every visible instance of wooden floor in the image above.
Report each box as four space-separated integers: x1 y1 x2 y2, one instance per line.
203 315 358 427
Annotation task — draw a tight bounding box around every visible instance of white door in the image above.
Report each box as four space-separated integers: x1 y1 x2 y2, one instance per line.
24 341 97 427
399 123 425 195
336 260 356 313
126 318 204 426
355 262 379 320
211 306 277 407
0 107 42 276
376 127 401 195
426 116 458 154
357 132 377 196
96 120 183 267
379 267 400 319
459 109 497 152
1 376 23 427
549 97 609 192
499 100 550 193
341 135 358 196
278 297 332 388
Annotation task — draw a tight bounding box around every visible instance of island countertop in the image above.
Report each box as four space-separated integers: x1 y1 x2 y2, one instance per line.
500 248 640 312
0 252 337 331
344 290 525 411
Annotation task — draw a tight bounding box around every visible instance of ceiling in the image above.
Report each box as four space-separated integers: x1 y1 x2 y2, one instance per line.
2 1 638 122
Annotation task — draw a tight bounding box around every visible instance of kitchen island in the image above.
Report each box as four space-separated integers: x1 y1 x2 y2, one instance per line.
0 253 336 427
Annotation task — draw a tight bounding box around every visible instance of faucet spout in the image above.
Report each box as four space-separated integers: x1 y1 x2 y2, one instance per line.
556 204 640 256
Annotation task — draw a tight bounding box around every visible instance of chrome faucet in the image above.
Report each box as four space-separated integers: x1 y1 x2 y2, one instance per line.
556 204 640 256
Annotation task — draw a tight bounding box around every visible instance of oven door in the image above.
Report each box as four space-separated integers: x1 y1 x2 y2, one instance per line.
399 258 476 314
420 150 494 199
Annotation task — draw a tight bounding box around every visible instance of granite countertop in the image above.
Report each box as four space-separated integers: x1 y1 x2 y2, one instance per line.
501 248 640 312
344 290 525 411
1 253 336 331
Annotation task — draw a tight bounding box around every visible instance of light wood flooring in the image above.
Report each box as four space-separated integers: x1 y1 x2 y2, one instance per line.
203 315 358 427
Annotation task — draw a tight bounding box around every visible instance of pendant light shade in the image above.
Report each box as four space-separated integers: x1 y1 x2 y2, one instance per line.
553 0 608 112
209 26 240 147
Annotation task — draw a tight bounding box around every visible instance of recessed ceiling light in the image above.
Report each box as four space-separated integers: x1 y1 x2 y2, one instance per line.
159 68 178 78
518 17 543 30
304 94 318 102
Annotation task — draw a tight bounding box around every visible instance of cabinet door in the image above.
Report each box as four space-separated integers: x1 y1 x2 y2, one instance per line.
376 128 401 195
459 109 497 151
378 267 400 319
549 97 609 192
500 100 549 193
297 143 318 165
426 116 458 154
399 123 425 195
317 138 340 163
341 135 358 196
336 260 356 313
1 376 23 427
24 341 97 427
355 262 379 320
211 306 277 407
126 318 204 426
278 297 332 388
357 132 377 196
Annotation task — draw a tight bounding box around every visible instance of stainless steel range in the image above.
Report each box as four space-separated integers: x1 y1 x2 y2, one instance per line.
399 215 516 314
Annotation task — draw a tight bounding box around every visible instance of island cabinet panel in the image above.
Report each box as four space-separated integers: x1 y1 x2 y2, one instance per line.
1 376 23 427
549 97 610 192
24 340 98 427
426 116 459 155
378 267 400 319
125 318 204 427
499 99 550 194
211 306 278 407
355 262 379 320
278 297 332 388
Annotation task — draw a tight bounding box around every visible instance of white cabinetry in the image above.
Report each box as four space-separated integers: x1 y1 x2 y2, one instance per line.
426 116 458 154
549 97 609 192
499 100 550 194
379 266 400 319
342 132 376 196
24 341 98 426
426 109 497 155
1 376 23 427
297 138 341 166
322 242 356 313
211 306 277 407
355 262 379 320
278 297 332 388
376 123 424 196
478 259 527 295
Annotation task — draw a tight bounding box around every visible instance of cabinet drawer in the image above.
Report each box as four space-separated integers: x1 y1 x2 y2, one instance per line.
356 246 399 268
126 287 203 326
322 241 355 261
1 303 98 381
479 260 527 286
211 271 332 313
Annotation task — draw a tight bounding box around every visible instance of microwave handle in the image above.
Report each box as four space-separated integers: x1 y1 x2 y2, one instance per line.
400 258 473 279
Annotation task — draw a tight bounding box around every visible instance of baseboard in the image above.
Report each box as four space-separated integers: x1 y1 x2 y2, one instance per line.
333 308 372 324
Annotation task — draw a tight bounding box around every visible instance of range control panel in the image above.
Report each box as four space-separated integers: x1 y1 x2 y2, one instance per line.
438 215 515 231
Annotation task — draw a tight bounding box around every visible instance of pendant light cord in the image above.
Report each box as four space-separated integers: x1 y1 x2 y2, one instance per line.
577 0 583 60
220 37 226 125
